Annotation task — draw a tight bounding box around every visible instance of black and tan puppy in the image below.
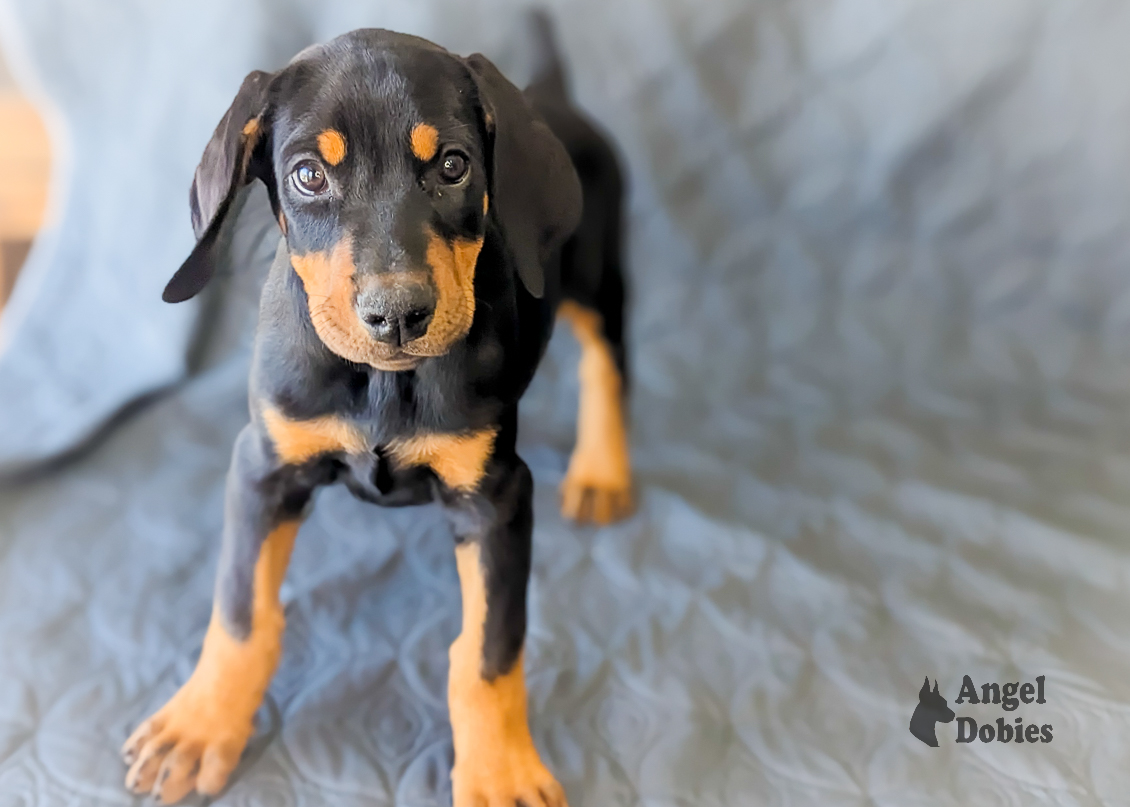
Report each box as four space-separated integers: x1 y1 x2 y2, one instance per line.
119 23 631 807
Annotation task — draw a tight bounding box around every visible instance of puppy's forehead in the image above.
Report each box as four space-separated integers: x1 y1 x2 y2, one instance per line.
279 38 475 153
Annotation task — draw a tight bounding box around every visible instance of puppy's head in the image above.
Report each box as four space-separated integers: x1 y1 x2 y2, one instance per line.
165 30 581 371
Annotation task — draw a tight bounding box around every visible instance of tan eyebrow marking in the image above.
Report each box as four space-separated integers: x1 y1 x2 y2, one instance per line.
410 123 440 161
316 129 347 165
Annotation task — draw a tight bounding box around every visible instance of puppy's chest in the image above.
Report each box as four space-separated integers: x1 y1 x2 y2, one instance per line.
262 361 500 492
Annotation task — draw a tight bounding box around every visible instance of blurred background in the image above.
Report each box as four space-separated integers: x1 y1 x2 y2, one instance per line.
0 43 48 312
4 1 1130 805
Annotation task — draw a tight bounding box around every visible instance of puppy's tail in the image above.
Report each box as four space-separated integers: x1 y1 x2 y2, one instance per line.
524 9 568 100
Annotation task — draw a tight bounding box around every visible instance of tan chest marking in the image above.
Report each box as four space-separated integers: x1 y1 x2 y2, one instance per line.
261 405 368 465
316 129 347 165
387 428 497 491
410 123 439 161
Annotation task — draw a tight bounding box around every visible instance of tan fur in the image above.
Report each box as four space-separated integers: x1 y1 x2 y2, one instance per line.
449 543 568 807
261 405 368 464
290 238 419 371
401 230 482 358
122 521 301 802
238 117 263 179
316 128 347 165
290 231 481 368
388 428 497 491
557 301 634 524
410 123 439 161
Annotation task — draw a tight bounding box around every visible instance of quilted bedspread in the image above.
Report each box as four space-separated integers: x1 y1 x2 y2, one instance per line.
4 0 1130 804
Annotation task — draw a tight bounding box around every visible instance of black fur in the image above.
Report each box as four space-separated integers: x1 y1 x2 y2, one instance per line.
171 27 627 677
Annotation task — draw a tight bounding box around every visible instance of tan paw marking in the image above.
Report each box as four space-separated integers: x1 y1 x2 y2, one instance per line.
557 300 634 525
452 748 568 807
121 676 252 803
560 459 634 525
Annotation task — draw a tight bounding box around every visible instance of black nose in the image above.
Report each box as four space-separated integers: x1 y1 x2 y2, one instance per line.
355 281 436 346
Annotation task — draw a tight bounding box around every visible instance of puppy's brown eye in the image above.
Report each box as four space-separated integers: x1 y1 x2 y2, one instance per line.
293 160 328 195
439 151 468 184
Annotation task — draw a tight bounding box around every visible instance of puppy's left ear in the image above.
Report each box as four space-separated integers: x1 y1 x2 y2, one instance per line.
163 70 275 303
463 53 582 298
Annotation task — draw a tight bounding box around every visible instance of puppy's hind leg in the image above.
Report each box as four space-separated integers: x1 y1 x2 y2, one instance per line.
557 298 633 525
555 129 634 525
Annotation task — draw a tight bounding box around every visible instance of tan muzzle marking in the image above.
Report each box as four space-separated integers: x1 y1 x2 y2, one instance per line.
289 230 482 368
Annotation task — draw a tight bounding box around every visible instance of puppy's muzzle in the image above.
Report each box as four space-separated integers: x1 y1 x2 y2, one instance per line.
355 276 436 347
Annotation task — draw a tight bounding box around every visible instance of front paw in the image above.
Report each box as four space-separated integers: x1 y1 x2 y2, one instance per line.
121 684 253 804
451 748 568 807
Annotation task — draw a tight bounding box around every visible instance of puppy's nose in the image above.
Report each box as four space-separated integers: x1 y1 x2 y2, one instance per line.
355 281 436 346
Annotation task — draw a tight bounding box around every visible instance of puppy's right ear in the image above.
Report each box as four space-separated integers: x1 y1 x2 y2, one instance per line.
163 70 275 303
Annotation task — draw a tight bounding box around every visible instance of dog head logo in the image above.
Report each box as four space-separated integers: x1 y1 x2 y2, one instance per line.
910 677 955 747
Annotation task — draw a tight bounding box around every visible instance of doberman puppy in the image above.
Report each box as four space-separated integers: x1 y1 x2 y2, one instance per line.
119 22 631 807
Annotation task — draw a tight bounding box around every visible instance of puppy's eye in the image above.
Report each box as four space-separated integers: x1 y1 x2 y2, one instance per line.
439 150 469 184
292 160 328 195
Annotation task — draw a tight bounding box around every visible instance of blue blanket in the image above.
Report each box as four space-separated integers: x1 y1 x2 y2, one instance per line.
3 1 1130 804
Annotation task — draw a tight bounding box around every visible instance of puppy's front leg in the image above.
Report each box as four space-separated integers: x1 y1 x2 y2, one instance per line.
122 424 314 804
443 451 568 807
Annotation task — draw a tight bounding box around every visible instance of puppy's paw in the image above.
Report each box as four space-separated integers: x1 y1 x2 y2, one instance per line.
452 749 568 807
559 468 634 525
121 683 252 804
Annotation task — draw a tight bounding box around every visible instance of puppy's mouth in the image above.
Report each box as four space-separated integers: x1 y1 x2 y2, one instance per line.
363 349 424 371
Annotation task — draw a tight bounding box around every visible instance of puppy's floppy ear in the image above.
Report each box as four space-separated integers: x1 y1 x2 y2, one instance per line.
463 53 582 298
163 70 275 303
